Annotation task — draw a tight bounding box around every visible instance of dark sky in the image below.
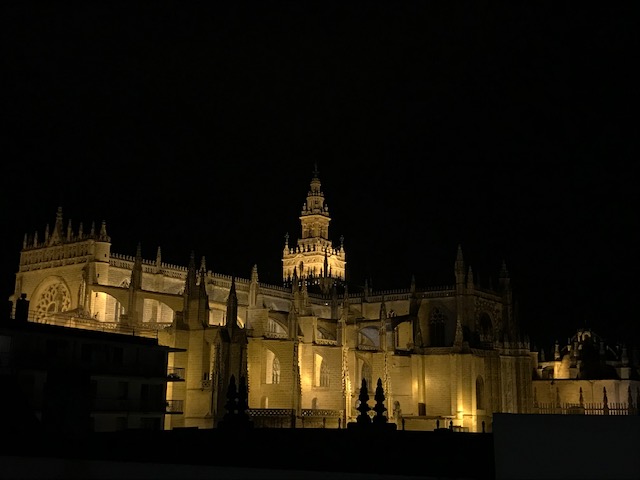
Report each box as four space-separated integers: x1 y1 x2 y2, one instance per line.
2 2 638 349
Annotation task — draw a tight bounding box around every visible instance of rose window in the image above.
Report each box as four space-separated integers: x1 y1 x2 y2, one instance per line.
35 283 71 322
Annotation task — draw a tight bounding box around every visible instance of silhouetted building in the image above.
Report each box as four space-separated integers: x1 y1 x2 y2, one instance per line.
532 328 640 415
1 307 182 434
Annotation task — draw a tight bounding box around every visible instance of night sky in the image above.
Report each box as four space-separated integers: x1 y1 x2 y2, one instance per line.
2 2 638 350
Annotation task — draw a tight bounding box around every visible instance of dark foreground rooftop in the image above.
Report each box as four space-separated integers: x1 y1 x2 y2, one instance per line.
4 427 495 480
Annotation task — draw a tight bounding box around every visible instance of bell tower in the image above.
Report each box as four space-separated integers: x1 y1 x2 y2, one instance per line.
282 164 346 293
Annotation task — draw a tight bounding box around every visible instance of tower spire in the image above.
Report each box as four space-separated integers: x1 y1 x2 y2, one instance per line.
226 276 238 331
281 165 346 291
49 206 64 245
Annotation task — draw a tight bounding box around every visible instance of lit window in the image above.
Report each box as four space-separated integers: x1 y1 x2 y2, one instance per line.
320 360 330 387
361 362 372 392
265 349 280 385
272 357 280 384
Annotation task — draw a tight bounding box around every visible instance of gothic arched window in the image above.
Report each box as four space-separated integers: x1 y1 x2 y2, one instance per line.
476 376 485 410
272 356 280 384
361 361 372 393
429 308 446 347
320 360 330 387
265 349 280 384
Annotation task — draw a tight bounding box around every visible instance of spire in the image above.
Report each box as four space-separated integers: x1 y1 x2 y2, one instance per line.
300 163 330 233
379 296 387 351
156 246 162 268
226 276 239 331
499 259 511 292
282 164 346 287
99 220 108 240
324 249 329 278
454 318 464 347
455 244 464 268
338 287 349 345
249 264 259 308
130 242 143 290
455 244 465 286
291 266 298 293
198 257 208 296
379 296 387 320
185 251 197 297
49 206 64 245
467 266 474 289
499 259 509 279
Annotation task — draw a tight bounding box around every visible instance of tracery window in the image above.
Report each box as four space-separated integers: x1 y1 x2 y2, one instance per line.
314 353 330 387
35 281 71 322
320 360 330 387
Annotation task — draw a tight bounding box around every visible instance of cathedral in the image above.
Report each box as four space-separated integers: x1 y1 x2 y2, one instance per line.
9 166 536 432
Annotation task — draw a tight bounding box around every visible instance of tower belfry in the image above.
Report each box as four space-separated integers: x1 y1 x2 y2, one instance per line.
282 164 346 293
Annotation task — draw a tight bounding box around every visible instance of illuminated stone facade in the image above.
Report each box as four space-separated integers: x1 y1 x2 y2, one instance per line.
10 169 535 432
282 165 346 292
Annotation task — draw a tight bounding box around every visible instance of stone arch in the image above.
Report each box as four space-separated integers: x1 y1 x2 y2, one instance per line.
317 326 335 340
267 317 287 335
358 326 380 348
141 298 175 324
